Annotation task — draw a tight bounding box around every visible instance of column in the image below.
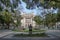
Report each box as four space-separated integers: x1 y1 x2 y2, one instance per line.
31 18 33 26
24 17 26 28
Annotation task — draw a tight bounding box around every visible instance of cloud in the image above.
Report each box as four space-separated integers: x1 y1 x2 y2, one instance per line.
17 0 38 15
17 0 58 15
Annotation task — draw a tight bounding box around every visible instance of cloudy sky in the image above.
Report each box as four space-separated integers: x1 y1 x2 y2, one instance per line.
17 0 58 15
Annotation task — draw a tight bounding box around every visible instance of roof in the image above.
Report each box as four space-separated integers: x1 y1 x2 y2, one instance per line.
21 12 35 18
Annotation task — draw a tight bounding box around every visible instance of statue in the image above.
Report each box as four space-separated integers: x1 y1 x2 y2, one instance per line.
29 24 32 35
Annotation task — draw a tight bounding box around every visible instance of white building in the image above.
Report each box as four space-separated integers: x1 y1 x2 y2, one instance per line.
21 12 36 28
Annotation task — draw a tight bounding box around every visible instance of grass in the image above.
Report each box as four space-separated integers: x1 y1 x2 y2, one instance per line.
13 29 45 32
23 29 45 32
13 33 48 37
12 29 20 32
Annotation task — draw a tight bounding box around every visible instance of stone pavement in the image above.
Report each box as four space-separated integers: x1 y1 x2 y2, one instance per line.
0 30 60 40
0 30 13 38
45 30 60 38
0 37 60 40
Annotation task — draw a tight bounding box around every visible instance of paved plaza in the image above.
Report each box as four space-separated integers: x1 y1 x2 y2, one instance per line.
0 30 60 40
0 37 60 40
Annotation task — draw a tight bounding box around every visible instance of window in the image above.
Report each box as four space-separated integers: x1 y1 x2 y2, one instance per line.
25 18 31 23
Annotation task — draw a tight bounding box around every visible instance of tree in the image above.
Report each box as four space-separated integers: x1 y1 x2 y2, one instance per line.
44 13 57 28
23 0 60 8
2 10 12 29
12 10 21 30
0 15 5 26
0 0 21 11
57 12 60 22
22 0 44 9
34 15 42 26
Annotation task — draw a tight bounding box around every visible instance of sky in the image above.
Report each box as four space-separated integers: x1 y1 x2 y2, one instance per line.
16 0 58 15
17 0 38 15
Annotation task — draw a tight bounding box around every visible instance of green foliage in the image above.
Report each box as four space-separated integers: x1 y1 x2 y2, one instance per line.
0 0 20 11
2 10 12 24
0 0 11 7
34 15 42 25
0 15 5 25
44 0 60 8
14 33 47 37
44 13 57 27
22 0 60 9
0 6 3 11
14 19 21 27
0 10 13 29
0 10 21 29
0 0 60 11
57 12 60 22
12 10 21 27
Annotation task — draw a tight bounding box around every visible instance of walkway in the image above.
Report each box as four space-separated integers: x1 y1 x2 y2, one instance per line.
0 30 60 40
46 30 60 37
0 30 13 38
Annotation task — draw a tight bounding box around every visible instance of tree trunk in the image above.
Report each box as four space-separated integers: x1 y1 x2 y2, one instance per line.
7 23 10 29
1 23 5 29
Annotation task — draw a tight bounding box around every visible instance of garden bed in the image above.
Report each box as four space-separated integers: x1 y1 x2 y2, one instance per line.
13 33 48 37
13 29 45 32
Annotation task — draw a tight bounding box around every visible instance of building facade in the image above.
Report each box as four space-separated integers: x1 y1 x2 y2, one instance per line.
21 12 36 28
